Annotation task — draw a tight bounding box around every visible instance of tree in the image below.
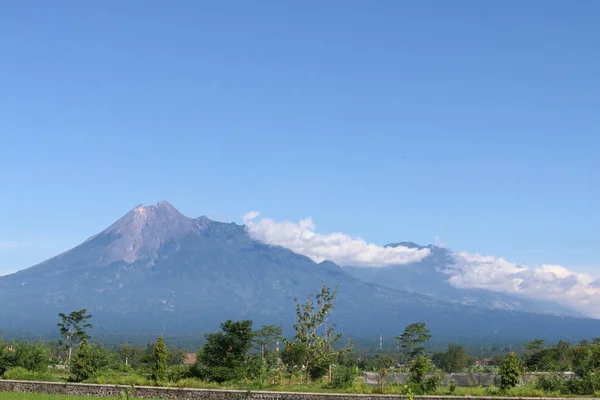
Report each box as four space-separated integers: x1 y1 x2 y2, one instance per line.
281 342 306 382
409 355 435 387
253 324 283 361
57 309 92 362
499 352 521 390
287 284 346 382
88 343 118 371
70 338 94 382
194 319 254 383
395 322 432 363
167 347 186 366
378 354 395 369
151 335 167 382
12 342 50 372
432 344 472 373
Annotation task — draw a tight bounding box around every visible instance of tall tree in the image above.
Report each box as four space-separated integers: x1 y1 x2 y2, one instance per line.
254 324 283 360
287 283 346 382
70 338 94 382
395 322 432 363
195 319 254 383
57 309 92 362
499 352 521 390
151 335 167 382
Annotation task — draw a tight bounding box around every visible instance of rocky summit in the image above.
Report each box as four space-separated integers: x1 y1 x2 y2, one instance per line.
1 201 599 341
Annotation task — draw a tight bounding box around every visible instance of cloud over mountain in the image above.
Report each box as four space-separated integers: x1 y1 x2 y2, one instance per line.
243 211 599 318
446 252 600 318
243 212 431 267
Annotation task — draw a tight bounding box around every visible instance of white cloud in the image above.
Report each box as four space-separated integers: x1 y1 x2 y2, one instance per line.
241 211 600 317
243 212 431 267
447 252 600 318
0 242 18 249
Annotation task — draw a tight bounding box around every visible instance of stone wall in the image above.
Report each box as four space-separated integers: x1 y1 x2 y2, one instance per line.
362 372 575 387
0 379 590 400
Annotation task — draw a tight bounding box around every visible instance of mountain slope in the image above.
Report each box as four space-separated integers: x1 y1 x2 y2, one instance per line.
0 202 598 342
344 242 583 317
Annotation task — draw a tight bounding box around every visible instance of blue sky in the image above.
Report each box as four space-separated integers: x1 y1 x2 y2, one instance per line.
1 0 599 276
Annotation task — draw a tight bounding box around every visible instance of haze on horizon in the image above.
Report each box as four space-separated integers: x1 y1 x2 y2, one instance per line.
1 1 598 313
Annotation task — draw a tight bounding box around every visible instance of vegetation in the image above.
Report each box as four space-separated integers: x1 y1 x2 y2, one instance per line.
151 335 167 383
1 285 600 398
395 322 431 363
285 284 348 382
57 309 92 362
70 338 94 382
193 319 255 383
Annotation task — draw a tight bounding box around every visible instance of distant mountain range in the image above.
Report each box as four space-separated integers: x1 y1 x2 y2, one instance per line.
1 201 598 342
344 242 583 318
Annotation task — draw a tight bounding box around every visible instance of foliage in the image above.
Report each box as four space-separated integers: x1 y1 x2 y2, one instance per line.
151 335 167 382
408 355 437 392
432 343 473 372
499 352 521 390
0 342 49 374
117 344 145 369
89 343 119 371
2 366 55 381
281 342 306 376
70 338 95 382
395 322 431 363
166 347 186 366
85 370 151 386
194 319 254 383
57 309 92 362
167 365 192 381
253 324 283 360
328 365 358 389
377 354 395 369
287 284 346 382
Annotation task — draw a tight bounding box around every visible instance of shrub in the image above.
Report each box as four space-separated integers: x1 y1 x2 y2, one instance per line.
171 377 221 389
167 365 192 382
536 373 565 393
3 366 56 381
422 373 442 393
86 370 152 386
499 352 521 390
329 365 357 389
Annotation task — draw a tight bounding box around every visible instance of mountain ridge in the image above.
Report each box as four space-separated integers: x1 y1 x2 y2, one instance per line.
0 201 597 342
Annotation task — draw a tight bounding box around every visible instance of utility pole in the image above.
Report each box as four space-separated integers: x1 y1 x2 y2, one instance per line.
380 335 383 350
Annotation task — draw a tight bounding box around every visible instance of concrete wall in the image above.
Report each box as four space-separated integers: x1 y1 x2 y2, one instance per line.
0 379 590 400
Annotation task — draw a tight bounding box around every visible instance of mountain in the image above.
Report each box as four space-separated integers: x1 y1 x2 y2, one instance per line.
344 242 583 317
1 201 599 343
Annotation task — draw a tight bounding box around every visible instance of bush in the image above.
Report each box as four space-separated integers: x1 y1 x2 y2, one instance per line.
85 370 152 386
564 373 600 395
536 374 565 393
329 365 358 389
167 365 192 382
422 373 442 393
3 366 56 381
170 377 221 389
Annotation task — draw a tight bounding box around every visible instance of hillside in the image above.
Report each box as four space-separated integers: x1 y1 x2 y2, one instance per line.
0 201 598 342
